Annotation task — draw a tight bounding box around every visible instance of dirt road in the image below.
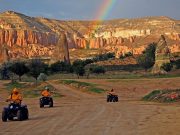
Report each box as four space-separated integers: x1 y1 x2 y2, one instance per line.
1 81 180 135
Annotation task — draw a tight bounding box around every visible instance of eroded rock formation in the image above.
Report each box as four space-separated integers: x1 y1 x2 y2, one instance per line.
53 33 70 64
0 44 10 63
152 35 171 74
0 30 57 47
0 11 180 63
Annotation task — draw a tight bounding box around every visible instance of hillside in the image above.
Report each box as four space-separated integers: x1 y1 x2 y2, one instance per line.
0 11 180 63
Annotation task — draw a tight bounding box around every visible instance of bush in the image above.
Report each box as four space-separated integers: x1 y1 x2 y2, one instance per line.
137 43 156 71
50 61 73 73
120 52 133 59
90 65 105 74
8 61 29 81
161 63 173 72
174 59 180 69
74 65 85 78
0 64 10 80
93 52 115 62
28 59 48 82
73 60 85 67
38 73 47 82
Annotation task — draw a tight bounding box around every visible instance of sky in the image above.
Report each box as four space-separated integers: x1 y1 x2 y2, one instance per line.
0 0 180 20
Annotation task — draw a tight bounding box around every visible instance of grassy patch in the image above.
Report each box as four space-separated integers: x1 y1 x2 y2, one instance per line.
142 89 180 103
4 82 62 98
143 90 161 101
4 82 27 92
88 87 106 93
61 80 93 87
23 84 62 98
60 80 106 94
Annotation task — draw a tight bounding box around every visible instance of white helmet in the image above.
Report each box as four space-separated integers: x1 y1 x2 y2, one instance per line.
45 86 49 90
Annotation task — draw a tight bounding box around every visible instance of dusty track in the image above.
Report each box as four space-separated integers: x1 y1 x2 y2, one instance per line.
1 80 180 135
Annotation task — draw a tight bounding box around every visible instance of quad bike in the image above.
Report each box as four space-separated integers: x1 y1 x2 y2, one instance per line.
39 97 53 108
2 102 29 122
107 94 119 102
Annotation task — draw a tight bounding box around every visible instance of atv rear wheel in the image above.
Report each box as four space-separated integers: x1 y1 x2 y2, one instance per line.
23 109 29 120
40 103 44 108
2 110 8 122
17 110 23 121
49 101 53 107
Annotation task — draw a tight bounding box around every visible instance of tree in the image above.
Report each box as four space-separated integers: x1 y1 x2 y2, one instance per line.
161 63 173 72
73 60 85 67
0 65 9 80
174 59 180 69
137 43 156 71
28 59 48 83
84 59 94 65
93 52 115 62
9 62 29 81
50 61 73 73
90 65 105 74
137 55 154 71
74 65 85 78
120 52 133 59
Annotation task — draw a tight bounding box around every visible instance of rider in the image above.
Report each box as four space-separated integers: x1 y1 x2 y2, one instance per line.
6 88 22 105
108 88 116 96
41 86 51 97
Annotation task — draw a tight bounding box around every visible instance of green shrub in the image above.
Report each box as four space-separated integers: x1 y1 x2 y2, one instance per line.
137 43 156 71
38 73 47 82
90 65 105 74
161 63 173 72
174 59 180 69
143 90 161 101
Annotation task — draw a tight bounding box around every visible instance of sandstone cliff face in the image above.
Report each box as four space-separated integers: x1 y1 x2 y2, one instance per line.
166 32 180 41
0 11 180 63
94 29 151 39
0 30 57 47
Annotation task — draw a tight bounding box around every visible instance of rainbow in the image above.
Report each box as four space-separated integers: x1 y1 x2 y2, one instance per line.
94 0 117 21
88 0 117 35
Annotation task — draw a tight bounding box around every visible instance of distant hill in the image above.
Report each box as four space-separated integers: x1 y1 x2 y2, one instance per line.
0 11 179 63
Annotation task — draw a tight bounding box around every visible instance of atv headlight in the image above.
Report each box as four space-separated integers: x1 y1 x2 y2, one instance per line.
10 105 13 109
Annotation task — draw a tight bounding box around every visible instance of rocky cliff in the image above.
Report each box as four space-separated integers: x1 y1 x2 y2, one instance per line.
0 11 180 63
152 35 171 74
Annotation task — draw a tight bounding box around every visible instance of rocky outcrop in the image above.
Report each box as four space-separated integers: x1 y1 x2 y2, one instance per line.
0 44 10 63
169 44 180 53
166 33 180 41
152 35 171 74
105 45 145 58
0 30 57 47
53 33 70 63
0 11 180 63
94 29 151 38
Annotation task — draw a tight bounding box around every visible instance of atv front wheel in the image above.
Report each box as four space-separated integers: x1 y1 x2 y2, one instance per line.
2 110 8 122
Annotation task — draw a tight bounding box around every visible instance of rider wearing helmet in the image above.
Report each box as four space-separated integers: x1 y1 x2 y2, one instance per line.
41 86 51 97
108 88 116 95
6 88 22 104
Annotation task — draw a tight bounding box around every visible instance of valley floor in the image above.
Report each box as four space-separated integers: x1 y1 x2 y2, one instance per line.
0 78 180 135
